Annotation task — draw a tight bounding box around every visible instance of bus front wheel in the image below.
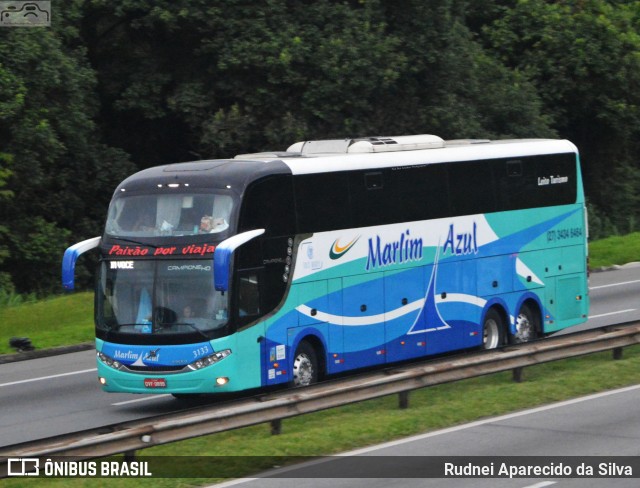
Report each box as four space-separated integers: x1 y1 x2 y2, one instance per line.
482 308 504 350
291 341 318 387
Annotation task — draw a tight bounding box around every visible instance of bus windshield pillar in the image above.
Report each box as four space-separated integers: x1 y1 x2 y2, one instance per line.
213 229 265 292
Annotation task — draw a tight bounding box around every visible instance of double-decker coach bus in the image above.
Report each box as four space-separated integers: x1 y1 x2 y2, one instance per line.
62 134 589 395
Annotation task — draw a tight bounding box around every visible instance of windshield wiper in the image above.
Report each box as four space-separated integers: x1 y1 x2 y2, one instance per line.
103 321 214 341
105 322 150 331
161 322 211 340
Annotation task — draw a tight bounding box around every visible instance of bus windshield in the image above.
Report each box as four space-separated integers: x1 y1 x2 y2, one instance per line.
105 193 234 238
97 259 228 335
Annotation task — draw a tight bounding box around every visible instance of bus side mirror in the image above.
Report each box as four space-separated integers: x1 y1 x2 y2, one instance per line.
62 236 101 290
214 229 265 292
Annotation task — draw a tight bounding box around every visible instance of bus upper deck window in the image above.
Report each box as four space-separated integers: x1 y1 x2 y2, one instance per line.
507 160 523 177
365 172 383 190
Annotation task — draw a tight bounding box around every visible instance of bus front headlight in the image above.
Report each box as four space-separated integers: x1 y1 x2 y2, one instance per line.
97 352 125 370
187 349 232 371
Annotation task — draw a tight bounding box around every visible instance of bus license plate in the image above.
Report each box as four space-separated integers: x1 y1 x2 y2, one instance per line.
144 378 167 388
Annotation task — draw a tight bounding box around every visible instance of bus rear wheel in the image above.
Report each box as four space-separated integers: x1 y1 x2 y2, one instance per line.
291 341 318 387
512 303 539 344
482 308 504 350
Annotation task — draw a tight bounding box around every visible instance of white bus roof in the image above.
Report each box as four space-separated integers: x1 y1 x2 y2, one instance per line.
234 135 578 176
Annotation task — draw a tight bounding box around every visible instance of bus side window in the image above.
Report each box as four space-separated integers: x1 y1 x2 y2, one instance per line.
239 176 295 236
495 154 577 212
448 161 496 216
507 160 523 177
389 164 451 221
365 172 383 190
236 270 262 323
350 170 393 227
294 173 351 233
495 160 524 211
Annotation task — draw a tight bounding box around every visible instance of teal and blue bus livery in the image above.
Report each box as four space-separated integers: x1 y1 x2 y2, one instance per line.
62 135 589 395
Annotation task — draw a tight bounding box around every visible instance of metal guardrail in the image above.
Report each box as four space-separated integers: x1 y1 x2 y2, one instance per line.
1 322 640 476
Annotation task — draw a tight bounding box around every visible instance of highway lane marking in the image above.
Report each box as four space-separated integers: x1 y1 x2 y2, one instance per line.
588 309 635 319
343 384 640 456
0 368 96 388
590 279 640 290
0 367 172 404
112 395 171 406
0 368 171 405
211 384 640 487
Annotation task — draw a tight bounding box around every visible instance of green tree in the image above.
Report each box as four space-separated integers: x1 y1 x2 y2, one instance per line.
83 0 553 162
377 0 554 140
481 0 640 237
82 0 409 160
0 4 133 294
0 152 13 294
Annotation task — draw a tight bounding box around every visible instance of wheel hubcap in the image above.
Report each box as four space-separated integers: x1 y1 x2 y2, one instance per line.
293 354 314 386
515 312 534 343
484 319 499 349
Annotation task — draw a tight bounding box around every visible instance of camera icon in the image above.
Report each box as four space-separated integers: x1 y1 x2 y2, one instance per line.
0 1 50 27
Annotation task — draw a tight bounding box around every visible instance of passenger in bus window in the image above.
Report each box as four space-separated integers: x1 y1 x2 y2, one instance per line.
181 305 193 321
133 208 156 232
199 215 229 233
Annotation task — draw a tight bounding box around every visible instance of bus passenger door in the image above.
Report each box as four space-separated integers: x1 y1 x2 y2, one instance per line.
384 267 427 362
285 280 330 380
342 273 385 369
286 278 345 376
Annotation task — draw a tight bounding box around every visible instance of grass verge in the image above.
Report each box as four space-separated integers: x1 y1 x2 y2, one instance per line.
0 292 93 355
3 345 640 487
588 231 640 269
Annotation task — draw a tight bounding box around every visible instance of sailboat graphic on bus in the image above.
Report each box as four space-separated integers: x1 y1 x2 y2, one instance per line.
407 246 451 334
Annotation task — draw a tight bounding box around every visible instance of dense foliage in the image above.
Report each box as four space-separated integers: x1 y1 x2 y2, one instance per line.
1 0 640 295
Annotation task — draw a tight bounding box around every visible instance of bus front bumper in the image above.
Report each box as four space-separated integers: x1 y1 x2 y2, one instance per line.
96 357 254 394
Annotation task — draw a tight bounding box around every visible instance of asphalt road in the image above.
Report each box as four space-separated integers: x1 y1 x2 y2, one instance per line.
1 265 639 453
215 384 640 488
566 264 640 331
